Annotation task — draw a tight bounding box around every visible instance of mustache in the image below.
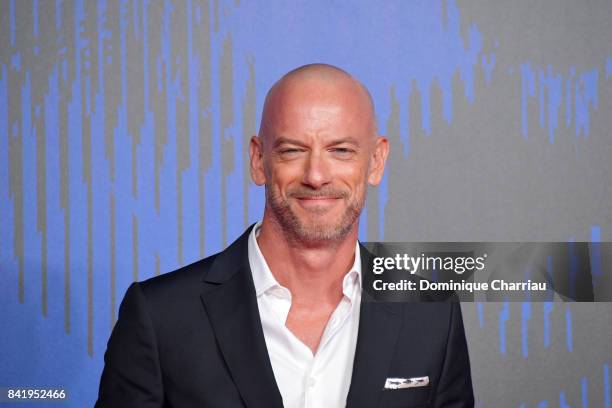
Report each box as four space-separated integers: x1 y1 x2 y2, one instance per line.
288 187 349 199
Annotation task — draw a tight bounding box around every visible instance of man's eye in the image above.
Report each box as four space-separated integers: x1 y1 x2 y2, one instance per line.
278 148 305 157
331 148 355 156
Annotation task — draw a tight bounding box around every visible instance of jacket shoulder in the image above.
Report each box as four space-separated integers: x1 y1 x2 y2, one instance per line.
134 224 255 303
136 253 219 301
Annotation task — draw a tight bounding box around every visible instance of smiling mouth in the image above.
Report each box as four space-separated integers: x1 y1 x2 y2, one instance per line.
294 196 341 208
296 196 339 201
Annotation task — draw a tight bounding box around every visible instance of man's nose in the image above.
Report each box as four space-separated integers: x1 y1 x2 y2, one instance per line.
302 151 332 189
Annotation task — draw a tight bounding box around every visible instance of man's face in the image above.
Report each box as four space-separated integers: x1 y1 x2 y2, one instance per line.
251 76 388 243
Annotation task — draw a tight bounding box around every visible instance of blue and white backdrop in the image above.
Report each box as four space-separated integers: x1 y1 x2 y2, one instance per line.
1 0 611 406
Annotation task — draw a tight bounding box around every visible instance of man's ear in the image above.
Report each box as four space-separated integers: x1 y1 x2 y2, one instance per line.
367 136 389 186
250 135 266 185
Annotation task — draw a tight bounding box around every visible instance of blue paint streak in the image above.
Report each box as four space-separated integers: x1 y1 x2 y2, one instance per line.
463 24 481 103
132 0 140 38
0 65 9 271
543 301 553 348
161 0 180 266
520 62 535 138
544 255 554 301
143 0 150 113
499 301 509 354
97 0 108 87
11 52 21 71
566 67 575 128
68 0 89 364
55 0 62 30
23 68 44 315
476 302 484 328
537 401 547 408
520 62 600 142
538 68 545 129
560 391 570 408
481 52 495 83
582 377 588 408
545 65 562 144
521 301 531 358
575 69 598 138
182 0 202 264
120 0 128 108
33 0 39 38
566 304 573 352
10 0 16 46
44 63 63 326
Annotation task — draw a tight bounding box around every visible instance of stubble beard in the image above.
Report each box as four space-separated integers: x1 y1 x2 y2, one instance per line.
265 184 364 244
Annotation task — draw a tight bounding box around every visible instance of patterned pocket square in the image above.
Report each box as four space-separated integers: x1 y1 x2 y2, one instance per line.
384 376 430 390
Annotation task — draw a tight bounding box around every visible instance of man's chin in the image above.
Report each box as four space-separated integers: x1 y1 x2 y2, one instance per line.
290 218 355 243
294 212 343 229
293 228 345 243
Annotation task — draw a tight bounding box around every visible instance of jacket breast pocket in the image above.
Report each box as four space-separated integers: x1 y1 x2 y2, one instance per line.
378 385 431 408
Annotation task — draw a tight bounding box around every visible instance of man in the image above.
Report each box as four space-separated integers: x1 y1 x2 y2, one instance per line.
95 64 474 407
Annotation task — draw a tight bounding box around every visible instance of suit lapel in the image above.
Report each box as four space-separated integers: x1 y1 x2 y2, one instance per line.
200 226 283 408
345 300 403 408
345 244 404 408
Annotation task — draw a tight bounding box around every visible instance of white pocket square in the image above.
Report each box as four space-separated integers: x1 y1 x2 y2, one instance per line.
384 376 430 390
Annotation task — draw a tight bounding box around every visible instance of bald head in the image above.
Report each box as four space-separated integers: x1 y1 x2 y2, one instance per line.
266 63 375 111
258 64 377 142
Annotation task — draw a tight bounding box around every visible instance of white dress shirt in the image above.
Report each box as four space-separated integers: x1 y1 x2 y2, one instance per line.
247 222 362 408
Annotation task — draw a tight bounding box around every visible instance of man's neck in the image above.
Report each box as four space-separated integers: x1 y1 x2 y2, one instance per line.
256 216 358 307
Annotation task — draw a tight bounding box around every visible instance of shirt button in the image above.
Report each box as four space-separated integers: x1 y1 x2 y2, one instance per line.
308 377 316 387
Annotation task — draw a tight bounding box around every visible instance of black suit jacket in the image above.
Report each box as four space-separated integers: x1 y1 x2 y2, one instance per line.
95 225 474 407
